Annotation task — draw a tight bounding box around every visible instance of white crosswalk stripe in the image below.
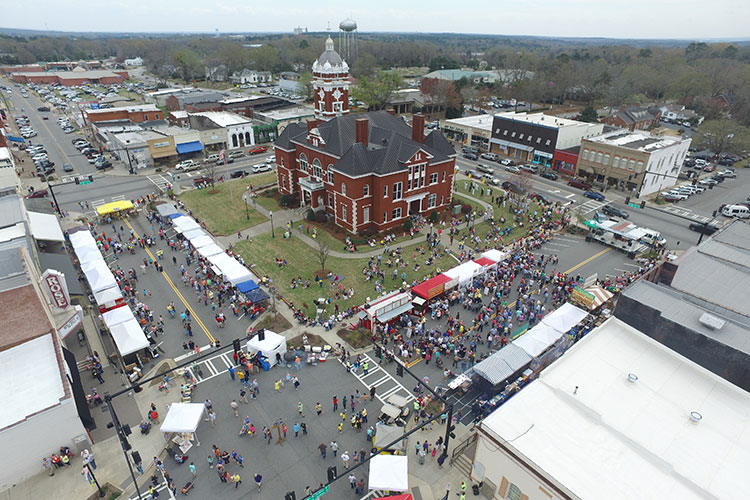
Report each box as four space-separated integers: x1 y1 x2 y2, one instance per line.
659 204 711 223
148 174 173 192
339 353 414 405
575 199 607 214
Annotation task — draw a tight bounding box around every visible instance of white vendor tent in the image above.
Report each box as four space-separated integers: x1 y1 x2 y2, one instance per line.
541 302 588 332
102 305 135 327
246 330 287 367
443 261 482 287
160 403 205 434
183 227 205 240
189 234 213 249
69 230 97 251
75 245 103 265
82 260 117 293
368 454 408 491
27 211 64 242
208 253 253 284
93 286 123 306
513 303 588 358
197 243 224 258
173 216 201 233
108 318 149 356
482 249 510 263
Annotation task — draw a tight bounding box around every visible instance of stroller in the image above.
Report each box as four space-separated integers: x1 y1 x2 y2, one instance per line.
140 421 152 435
167 446 188 464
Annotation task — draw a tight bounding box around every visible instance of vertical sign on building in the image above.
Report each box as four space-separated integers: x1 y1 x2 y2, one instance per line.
42 269 71 310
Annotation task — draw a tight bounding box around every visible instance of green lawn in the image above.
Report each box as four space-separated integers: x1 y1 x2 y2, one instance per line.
234 232 457 314
179 178 267 235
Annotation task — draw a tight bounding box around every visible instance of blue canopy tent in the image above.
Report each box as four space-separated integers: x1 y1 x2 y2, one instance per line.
236 279 259 294
7 135 24 143
245 288 269 304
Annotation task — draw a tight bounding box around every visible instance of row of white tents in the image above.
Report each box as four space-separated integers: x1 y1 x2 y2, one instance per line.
68 230 149 356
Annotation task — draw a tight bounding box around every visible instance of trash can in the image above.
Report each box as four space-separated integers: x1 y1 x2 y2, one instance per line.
472 483 481 496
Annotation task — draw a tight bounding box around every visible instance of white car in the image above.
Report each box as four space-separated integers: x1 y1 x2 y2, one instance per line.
252 163 272 173
175 159 197 171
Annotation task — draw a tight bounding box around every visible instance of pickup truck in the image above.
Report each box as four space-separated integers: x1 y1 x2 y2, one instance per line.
175 159 198 171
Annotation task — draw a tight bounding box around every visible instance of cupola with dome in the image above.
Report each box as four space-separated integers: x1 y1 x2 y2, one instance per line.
312 36 350 120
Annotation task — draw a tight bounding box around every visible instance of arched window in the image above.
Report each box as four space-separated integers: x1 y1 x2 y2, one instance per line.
327 164 334 183
299 153 308 172
341 183 347 196
313 158 322 179
245 131 252 145
232 134 238 148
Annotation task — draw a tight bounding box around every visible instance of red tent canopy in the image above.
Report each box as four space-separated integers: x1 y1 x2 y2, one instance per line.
411 274 451 300
380 495 413 500
474 256 496 267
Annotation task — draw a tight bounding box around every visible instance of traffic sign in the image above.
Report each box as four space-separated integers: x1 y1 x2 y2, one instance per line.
80 180 91 185
628 202 640 208
309 485 330 500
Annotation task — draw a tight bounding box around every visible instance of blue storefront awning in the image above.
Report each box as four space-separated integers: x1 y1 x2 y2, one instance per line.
8 135 25 143
176 141 204 154
236 279 259 294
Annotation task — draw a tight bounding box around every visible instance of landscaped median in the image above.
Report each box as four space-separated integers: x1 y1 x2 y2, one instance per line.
178 177 272 235
233 231 457 316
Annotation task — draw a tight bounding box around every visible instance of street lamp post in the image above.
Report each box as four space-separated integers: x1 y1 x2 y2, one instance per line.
270 210 275 238
243 193 249 220
81 464 105 498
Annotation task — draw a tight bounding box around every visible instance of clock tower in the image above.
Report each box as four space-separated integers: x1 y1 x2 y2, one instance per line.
312 36 350 121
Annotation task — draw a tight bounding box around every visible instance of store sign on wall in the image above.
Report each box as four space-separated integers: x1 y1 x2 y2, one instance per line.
42 269 70 309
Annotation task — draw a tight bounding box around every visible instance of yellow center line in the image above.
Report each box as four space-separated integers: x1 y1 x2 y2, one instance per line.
563 247 611 275
124 219 215 343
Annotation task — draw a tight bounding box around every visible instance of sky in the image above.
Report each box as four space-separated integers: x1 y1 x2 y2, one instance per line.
2 0 749 40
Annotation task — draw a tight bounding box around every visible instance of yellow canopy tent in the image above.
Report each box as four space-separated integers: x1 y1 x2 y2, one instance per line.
96 200 135 216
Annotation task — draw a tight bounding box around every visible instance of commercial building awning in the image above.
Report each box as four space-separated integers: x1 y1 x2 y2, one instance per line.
27 211 64 242
490 138 510 147
7 135 25 143
376 302 413 323
176 141 203 154
507 141 534 152
534 150 554 158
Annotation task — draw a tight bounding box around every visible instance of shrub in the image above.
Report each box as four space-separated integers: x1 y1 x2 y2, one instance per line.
461 204 473 214
429 210 439 223
306 208 315 221
403 219 414 232
359 226 377 237
314 211 327 223
279 194 300 208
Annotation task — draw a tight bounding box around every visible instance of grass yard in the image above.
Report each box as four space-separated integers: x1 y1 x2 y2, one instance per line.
248 170 278 187
234 232 457 314
179 178 268 235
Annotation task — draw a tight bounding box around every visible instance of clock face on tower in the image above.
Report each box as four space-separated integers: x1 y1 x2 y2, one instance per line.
318 88 325 100
332 88 342 100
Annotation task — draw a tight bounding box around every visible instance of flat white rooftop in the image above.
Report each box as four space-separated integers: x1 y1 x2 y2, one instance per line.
0 334 65 429
481 316 750 500
190 111 251 127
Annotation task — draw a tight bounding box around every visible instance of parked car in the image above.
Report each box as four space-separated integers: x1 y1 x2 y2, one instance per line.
175 159 197 171
661 191 687 201
519 164 538 174
602 205 629 219
540 170 558 180
476 164 494 174
568 179 593 190
703 165 715 172
530 192 551 205
37 106 50 112
193 176 212 186
95 160 112 170
252 163 272 173
249 146 268 155
480 153 498 161
462 152 478 161
504 165 520 173
583 191 605 201
228 151 246 159
688 222 719 235
501 181 526 195
718 170 737 178
499 159 515 166
25 188 48 199
230 169 248 179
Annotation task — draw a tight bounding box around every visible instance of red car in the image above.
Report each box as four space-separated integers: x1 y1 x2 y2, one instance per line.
568 179 593 190
193 176 212 186
249 146 268 155
26 188 49 199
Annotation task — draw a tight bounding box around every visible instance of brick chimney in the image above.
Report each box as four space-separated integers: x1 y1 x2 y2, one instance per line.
412 114 425 143
355 118 369 146
306 119 319 133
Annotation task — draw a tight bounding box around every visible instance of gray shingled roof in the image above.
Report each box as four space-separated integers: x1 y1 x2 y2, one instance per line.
283 111 455 176
0 194 24 229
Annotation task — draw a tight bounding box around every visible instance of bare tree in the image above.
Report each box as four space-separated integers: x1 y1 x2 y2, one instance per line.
316 239 331 273
203 160 219 188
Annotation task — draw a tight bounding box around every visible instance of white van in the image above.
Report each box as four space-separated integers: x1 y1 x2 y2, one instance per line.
721 204 750 219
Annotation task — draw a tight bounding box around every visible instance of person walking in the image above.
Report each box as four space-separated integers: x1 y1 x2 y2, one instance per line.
230 400 239 417
189 462 196 479
330 440 339 457
240 389 248 404
341 451 350 468
297 401 304 417
349 473 357 488
294 422 300 438
254 473 262 492
333 395 338 411
318 443 327 459
209 410 217 428
315 402 322 415
42 456 54 476
233 473 242 489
